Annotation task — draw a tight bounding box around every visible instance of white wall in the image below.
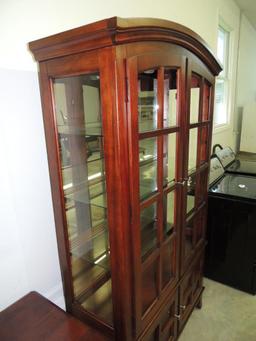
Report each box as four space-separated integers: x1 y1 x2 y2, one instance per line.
211 0 240 150
235 14 256 150
0 0 241 310
236 14 256 107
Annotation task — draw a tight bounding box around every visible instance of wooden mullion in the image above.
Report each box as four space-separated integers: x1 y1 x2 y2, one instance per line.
163 182 178 195
140 192 160 210
198 77 204 123
179 58 190 275
157 67 164 296
126 55 143 331
195 77 204 210
189 120 210 129
162 230 176 247
142 248 160 270
139 126 179 139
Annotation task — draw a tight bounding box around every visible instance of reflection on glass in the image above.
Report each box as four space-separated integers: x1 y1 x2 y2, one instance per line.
146 328 159 341
187 175 196 214
190 88 200 123
185 217 194 257
188 128 198 173
190 75 200 123
138 69 158 132
163 133 176 186
53 74 113 324
202 83 211 121
215 79 227 125
163 191 175 238
140 203 157 259
198 170 207 204
164 69 178 127
200 126 209 165
162 241 173 288
142 259 158 314
139 137 158 200
195 207 206 244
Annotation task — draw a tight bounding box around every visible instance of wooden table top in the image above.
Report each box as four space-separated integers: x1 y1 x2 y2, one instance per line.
0 291 111 341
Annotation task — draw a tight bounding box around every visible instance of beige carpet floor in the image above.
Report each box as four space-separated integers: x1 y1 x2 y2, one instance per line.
179 278 256 341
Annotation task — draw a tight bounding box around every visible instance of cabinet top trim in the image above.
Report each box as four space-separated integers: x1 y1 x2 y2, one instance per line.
29 16 222 75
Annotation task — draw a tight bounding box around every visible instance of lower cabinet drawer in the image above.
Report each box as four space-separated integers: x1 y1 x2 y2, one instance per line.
138 250 205 340
139 291 179 341
178 251 204 333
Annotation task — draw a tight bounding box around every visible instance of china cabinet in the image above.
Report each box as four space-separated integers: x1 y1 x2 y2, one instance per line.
29 17 221 340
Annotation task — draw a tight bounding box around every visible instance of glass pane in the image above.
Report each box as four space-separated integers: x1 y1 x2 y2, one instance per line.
164 69 178 127
142 259 158 314
214 79 228 125
138 69 158 132
195 207 206 244
141 203 158 259
163 191 175 238
197 170 208 204
199 126 209 165
185 216 194 258
53 74 113 324
162 241 174 288
139 137 158 200
145 328 159 341
217 26 229 78
188 128 198 173
187 175 196 214
202 82 211 121
190 76 200 123
217 27 225 65
163 133 176 186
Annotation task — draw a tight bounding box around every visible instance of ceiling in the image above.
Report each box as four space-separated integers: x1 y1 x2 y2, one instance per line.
235 0 256 29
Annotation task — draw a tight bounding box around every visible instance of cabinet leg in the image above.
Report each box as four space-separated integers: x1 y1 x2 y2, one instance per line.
196 295 202 309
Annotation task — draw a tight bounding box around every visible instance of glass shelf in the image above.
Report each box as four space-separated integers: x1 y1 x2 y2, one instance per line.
65 191 107 208
57 124 103 137
80 278 113 325
72 255 110 296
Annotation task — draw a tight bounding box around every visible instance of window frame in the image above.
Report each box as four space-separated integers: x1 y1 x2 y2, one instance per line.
214 21 232 130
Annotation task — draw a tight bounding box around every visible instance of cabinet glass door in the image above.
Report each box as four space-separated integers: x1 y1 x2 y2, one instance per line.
127 53 185 332
182 69 213 272
53 74 113 325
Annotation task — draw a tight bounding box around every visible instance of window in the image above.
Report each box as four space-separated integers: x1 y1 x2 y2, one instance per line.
214 25 230 127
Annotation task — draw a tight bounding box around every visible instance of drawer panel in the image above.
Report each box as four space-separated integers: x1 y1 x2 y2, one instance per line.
179 250 204 332
139 291 178 341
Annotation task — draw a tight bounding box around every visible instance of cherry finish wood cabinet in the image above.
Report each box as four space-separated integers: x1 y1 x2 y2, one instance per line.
29 17 221 341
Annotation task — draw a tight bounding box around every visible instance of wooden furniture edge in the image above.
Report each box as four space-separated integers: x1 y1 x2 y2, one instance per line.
28 17 222 75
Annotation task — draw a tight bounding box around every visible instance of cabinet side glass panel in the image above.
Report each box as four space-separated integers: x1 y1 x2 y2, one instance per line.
53 74 113 325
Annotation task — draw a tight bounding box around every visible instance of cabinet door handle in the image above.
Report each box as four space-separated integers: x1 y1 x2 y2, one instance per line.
180 305 186 310
174 314 181 320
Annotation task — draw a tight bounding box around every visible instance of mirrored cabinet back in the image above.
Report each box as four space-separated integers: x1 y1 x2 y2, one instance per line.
29 17 221 341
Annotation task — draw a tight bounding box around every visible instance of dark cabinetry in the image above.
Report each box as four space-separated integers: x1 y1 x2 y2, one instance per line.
29 17 221 340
